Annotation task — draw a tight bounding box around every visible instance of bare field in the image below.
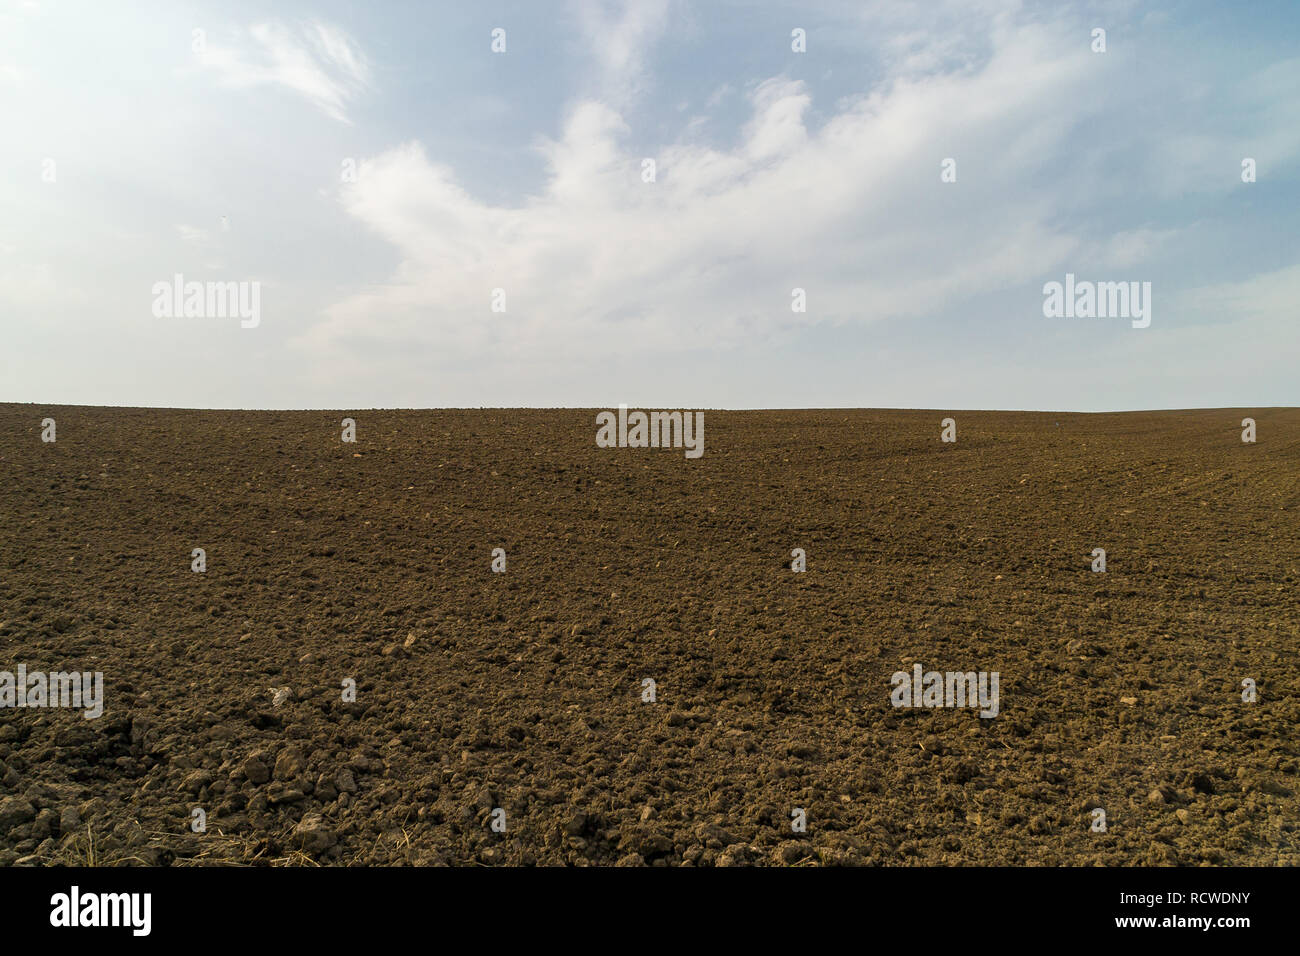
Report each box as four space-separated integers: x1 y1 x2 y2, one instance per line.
1 405 1297 866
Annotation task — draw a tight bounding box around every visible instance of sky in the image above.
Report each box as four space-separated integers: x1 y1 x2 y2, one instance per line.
1 0 1297 411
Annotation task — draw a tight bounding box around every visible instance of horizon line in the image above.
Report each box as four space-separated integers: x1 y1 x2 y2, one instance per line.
2 401 1293 415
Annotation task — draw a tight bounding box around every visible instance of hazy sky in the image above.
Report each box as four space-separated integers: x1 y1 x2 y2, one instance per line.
2 0 1297 410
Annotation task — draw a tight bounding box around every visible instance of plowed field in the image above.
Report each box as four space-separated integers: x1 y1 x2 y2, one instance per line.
2 406 1296 866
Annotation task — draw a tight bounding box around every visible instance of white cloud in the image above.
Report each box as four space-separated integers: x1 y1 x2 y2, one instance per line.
1180 262 1300 326
298 18 1113 374
570 0 672 106
1086 261 1300 403
197 20 370 124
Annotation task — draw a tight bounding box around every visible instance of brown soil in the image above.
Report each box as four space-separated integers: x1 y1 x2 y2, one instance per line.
1 405 1297 866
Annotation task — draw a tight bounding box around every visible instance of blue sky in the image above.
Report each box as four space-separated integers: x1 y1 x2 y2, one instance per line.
2 0 1297 410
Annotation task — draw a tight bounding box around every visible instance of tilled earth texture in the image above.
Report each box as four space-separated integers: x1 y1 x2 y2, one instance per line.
1 405 1298 867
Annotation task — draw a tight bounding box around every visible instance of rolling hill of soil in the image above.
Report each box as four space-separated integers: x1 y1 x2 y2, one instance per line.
1 405 1297 866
